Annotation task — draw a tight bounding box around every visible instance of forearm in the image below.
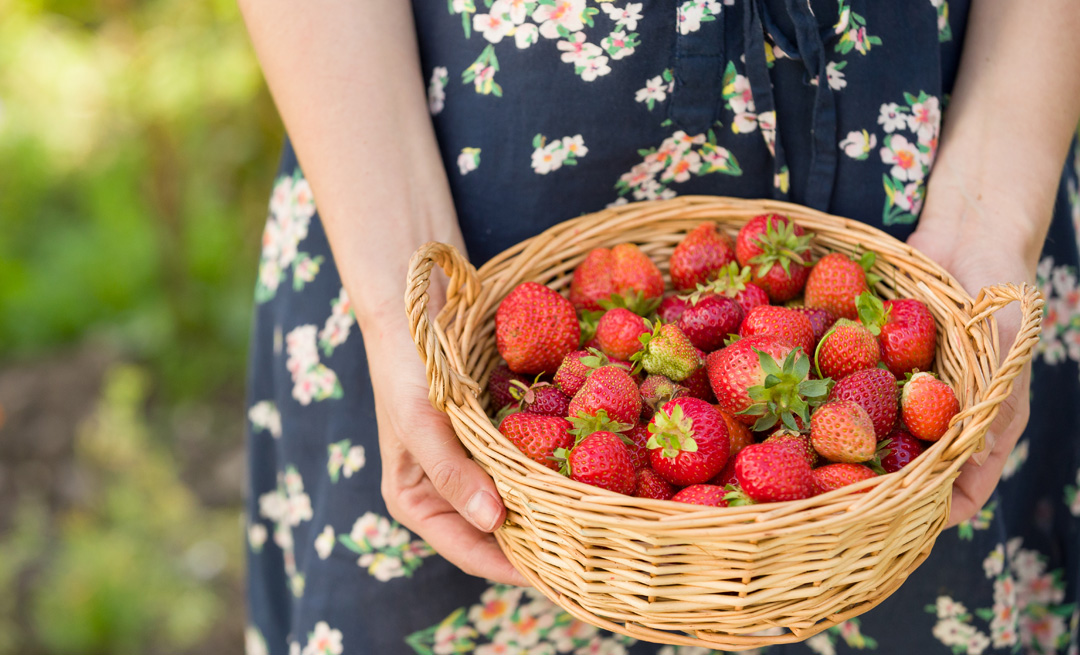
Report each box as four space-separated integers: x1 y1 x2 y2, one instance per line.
238 0 462 335
924 0 1080 267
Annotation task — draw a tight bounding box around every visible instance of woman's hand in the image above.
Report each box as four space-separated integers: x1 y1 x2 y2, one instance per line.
365 312 527 586
907 165 1039 528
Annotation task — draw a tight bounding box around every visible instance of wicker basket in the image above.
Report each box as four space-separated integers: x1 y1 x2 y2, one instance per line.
404 196 1043 650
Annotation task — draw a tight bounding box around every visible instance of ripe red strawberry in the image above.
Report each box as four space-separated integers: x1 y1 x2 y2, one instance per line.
634 468 677 500
858 293 937 377
810 400 876 463
672 484 729 507
709 458 739 487
764 429 818 467
717 407 753 457
569 243 664 312
682 348 716 403
568 365 642 425
670 222 738 291
879 429 926 473
739 305 815 356
489 363 529 411
812 463 877 495
814 319 881 381
691 262 771 314
657 295 691 323
624 423 651 470
631 322 702 382
596 308 649 361
900 372 959 441
510 379 572 417
790 306 838 353
804 251 878 320
639 374 688 422
735 214 813 302
553 349 626 397
677 294 744 352
498 413 573 471
706 336 830 429
496 282 580 375
829 368 897 439
647 397 731 486
734 442 815 503
560 431 636 494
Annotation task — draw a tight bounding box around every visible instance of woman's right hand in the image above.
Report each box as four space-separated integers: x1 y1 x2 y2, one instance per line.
365 313 528 587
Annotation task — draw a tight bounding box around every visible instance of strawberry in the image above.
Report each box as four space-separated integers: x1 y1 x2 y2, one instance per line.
812 463 877 495
814 319 881 381
790 306 838 353
879 429 926 473
498 412 574 471
631 322 702 382
829 368 897 439
553 348 625 397
569 244 664 313
634 468 677 500
706 337 830 430
804 251 879 320
739 305 815 356
639 374 688 422
734 441 815 503
900 372 959 441
764 429 818 467
489 363 529 411
857 293 937 378
624 423 652 470
709 458 739 487
558 431 636 495
510 378 572 417
682 348 716 403
596 308 650 361
496 281 580 375
657 295 691 324
735 214 814 302
670 222 738 292
689 262 771 314
677 294 744 352
672 484 729 507
568 365 642 426
717 407 754 457
810 400 877 463
647 397 731 486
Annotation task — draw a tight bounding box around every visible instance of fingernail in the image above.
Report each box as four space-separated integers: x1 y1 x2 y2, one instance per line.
466 491 502 532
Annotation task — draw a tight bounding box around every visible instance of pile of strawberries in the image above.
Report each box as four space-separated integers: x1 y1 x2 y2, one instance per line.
490 215 960 507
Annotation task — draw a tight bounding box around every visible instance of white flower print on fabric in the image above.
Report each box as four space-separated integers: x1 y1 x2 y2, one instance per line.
246 626 269 655
286 324 343 405
339 512 434 581
601 30 639 60
615 128 742 202
327 439 365 482
534 0 589 39
314 525 335 560
1034 256 1080 368
933 0 953 42
826 60 846 90
722 62 758 134
457 147 482 176
474 10 515 43
289 642 300 655
1002 438 1029 480
248 400 282 438
248 521 268 553
878 103 908 133
1065 467 1080 517
802 618 878 654
428 66 449 115
957 500 996 541
464 45 503 96
677 0 722 36
258 465 313 595
839 130 878 160
601 2 643 31
301 621 344 655
531 134 588 174
318 287 355 356
409 584 636 654
833 0 882 55
636 70 674 110
257 171 318 303
556 32 611 81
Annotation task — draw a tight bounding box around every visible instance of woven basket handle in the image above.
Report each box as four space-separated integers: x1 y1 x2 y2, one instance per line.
943 282 1044 458
405 242 482 412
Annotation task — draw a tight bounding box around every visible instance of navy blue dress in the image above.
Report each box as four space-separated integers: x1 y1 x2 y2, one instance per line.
244 2 1080 654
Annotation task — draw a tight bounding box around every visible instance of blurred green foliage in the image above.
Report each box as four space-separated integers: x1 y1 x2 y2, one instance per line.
0 0 280 400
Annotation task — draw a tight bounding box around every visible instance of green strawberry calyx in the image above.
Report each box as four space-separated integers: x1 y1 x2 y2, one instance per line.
737 349 832 432
508 375 552 407
866 438 892 475
748 218 814 278
629 320 702 381
598 289 662 317
552 447 572 477
580 347 616 372
568 410 633 445
723 483 756 507
851 247 884 289
678 262 751 304
578 310 604 345
646 404 698 459
855 291 889 336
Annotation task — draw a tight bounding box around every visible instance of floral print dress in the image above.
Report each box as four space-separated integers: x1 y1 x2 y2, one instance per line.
244 1 1080 654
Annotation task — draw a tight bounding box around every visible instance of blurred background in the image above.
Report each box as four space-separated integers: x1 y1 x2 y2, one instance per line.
0 0 281 651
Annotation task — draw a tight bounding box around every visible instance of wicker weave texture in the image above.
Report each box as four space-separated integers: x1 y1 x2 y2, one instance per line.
405 196 1043 650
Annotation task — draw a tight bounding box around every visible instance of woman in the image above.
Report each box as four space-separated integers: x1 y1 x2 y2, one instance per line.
239 1 1080 653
